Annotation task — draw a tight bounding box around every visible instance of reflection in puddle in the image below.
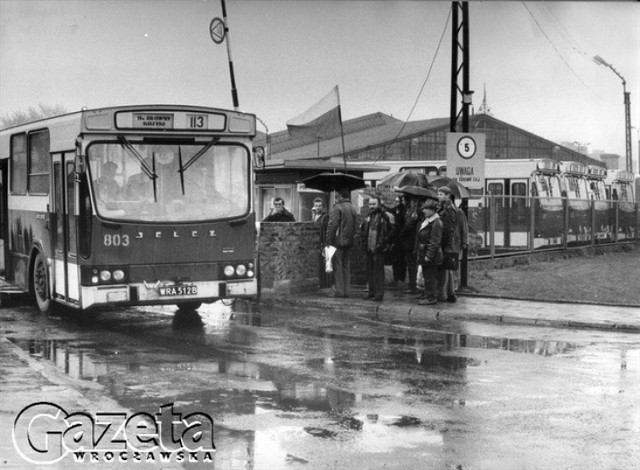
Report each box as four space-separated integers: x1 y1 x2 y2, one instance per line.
4 308 591 470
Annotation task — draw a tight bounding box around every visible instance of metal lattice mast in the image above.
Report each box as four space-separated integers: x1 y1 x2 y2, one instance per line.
450 1 472 133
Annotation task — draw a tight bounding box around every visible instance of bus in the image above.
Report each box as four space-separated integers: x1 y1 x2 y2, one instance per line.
0 105 258 313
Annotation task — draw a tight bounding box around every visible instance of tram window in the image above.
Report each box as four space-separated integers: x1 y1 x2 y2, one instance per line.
487 183 504 195
28 130 50 195
10 133 27 195
511 182 526 196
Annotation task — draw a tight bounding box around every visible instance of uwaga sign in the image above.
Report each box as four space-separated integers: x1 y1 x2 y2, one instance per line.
12 402 216 464
446 133 486 190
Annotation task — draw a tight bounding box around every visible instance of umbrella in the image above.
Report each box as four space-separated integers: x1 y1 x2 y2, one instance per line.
378 170 429 189
397 185 438 200
301 172 366 192
426 176 471 199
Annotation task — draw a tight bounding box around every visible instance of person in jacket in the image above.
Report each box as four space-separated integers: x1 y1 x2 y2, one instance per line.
451 192 469 292
326 187 357 298
312 197 331 288
416 198 443 305
398 194 423 295
263 197 295 222
360 196 394 301
437 186 462 302
389 195 406 286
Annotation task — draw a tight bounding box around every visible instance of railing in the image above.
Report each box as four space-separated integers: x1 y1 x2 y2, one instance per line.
466 195 639 259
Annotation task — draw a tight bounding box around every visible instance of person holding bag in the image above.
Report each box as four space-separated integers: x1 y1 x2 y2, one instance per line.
416 199 443 306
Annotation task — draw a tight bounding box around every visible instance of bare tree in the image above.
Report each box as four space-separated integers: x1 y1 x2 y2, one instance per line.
1 103 68 129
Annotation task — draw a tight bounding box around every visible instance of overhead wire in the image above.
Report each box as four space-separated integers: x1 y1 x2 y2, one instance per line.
372 4 452 165
521 1 610 103
536 3 589 59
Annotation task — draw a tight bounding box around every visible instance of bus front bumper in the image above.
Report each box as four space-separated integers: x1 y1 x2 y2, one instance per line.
79 279 258 309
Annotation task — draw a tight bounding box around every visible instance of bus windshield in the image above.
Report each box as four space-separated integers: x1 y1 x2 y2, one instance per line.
88 141 249 222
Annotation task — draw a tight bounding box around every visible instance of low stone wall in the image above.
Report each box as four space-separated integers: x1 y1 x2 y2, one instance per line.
258 221 367 297
258 222 322 296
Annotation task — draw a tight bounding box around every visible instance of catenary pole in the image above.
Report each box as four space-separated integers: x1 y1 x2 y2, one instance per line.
221 0 239 110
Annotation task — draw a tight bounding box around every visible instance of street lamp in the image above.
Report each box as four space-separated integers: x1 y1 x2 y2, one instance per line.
593 55 633 172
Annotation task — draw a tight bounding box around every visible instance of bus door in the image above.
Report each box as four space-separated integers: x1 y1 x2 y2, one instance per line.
51 153 79 305
0 158 7 279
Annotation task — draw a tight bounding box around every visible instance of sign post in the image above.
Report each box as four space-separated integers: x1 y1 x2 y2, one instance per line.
446 132 486 289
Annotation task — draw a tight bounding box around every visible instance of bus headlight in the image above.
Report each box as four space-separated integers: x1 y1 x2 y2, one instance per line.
224 265 235 277
236 265 247 276
100 270 112 282
113 270 125 282
246 270 254 278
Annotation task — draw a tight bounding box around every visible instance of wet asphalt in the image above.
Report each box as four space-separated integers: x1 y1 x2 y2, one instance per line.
0 296 639 469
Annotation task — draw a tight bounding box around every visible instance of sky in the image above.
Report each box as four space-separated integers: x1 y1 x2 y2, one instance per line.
1 0 639 170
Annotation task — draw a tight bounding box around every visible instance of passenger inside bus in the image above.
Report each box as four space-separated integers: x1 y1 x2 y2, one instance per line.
96 161 121 201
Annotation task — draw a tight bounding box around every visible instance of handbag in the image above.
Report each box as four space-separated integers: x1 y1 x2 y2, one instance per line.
442 252 459 270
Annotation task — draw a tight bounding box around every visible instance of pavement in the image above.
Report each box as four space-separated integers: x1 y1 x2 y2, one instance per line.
261 286 640 333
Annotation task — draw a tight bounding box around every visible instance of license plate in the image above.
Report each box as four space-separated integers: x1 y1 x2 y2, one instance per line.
158 285 198 296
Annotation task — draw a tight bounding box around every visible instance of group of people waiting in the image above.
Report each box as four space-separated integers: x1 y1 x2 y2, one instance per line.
359 186 468 304
262 186 468 307
318 186 467 305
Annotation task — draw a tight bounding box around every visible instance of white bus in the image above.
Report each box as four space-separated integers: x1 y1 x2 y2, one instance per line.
1 105 259 313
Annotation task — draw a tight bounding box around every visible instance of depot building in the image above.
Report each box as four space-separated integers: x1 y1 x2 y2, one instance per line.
254 112 604 220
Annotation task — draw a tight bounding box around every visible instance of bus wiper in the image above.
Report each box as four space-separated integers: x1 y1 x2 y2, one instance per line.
151 151 158 202
118 136 156 180
178 146 185 195
178 137 219 175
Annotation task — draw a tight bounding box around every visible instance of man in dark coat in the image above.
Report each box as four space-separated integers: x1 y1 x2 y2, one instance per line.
326 187 357 297
312 197 332 288
389 195 406 286
360 196 394 301
263 197 295 222
437 186 463 302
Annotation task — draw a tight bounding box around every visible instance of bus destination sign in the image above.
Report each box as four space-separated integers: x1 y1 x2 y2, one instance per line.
133 113 174 129
116 111 225 131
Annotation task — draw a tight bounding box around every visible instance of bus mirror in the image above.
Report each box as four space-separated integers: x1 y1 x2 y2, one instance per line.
253 146 265 168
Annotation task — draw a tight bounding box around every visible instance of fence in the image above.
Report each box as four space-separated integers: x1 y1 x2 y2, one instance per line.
466 195 640 259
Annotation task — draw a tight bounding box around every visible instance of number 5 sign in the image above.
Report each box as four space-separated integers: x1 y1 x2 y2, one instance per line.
446 132 486 190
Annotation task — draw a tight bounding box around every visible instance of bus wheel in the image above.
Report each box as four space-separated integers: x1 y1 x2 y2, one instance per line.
176 301 202 312
33 252 53 314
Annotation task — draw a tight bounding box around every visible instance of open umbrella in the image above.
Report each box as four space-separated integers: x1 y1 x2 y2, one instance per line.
301 172 366 192
426 176 471 199
379 170 429 189
397 185 438 200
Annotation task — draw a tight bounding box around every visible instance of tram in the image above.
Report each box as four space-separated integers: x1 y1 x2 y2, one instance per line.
604 169 637 241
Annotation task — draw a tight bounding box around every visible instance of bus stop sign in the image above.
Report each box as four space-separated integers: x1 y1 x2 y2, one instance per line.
446 132 486 190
